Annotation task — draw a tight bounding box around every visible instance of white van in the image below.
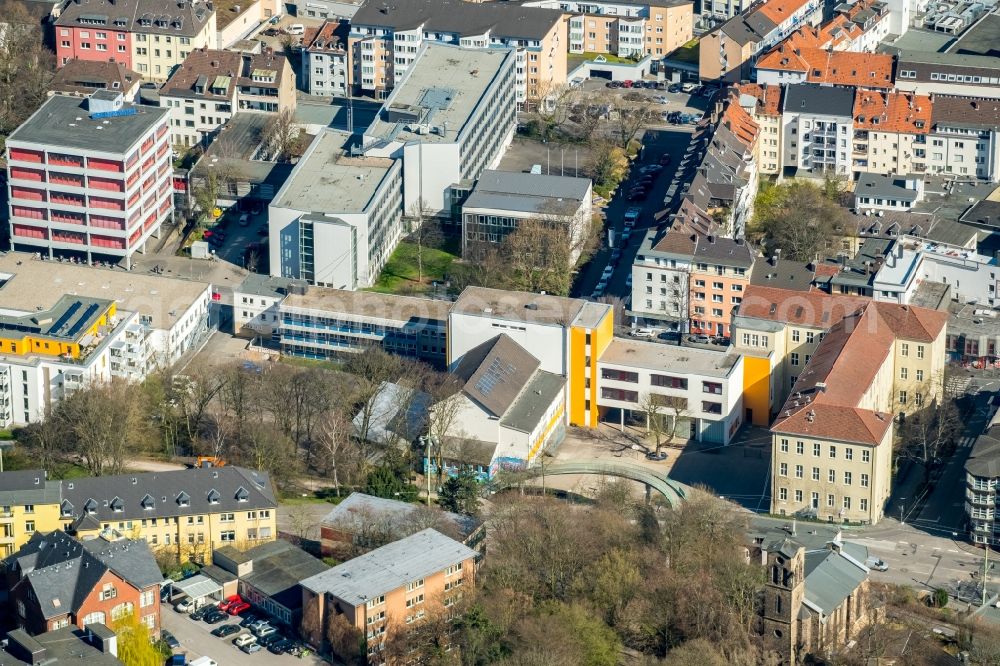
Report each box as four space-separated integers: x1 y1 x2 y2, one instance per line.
190 658 218 666
285 23 305 35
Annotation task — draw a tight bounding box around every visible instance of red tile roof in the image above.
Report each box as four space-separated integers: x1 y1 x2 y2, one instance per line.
756 45 894 88
756 0 816 25
735 82 783 116
721 93 760 146
872 302 947 342
739 285 870 328
853 90 932 134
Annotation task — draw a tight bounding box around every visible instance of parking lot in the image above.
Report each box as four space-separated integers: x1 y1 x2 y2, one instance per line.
161 602 326 666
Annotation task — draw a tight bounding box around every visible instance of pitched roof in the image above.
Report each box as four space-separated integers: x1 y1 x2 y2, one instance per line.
60 467 276 525
320 492 483 541
303 19 349 53
452 334 540 417
351 0 565 40
803 544 870 612
7 532 160 619
750 257 818 291
932 95 1000 130
755 0 816 25
49 59 141 96
161 49 243 100
302 529 477 606
55 0 214 37
872 302 947 342
966 411 1000 479
853 90 932 133
783 82 857 116
464 170 592 216
238 541 330 610
759 46 894 88
738 284 870 328
735 82 783 116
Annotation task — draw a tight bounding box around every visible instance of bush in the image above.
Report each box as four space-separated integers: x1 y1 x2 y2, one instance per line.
933 587 950 608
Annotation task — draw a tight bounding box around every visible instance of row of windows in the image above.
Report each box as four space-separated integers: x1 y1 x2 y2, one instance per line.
777 488 869 513
778 463 870 486
779 439 871 462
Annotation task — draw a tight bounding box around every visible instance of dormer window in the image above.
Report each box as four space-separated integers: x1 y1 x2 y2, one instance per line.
60 500 74 517
207 489 220 505
84 499 98 515
141 494 155 511
110 497 124 513
176 491 191 508
235 487 249 503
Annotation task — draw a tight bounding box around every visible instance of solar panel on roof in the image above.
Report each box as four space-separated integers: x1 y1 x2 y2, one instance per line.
475 357 516 396
65 303 100 338
48 301 82 337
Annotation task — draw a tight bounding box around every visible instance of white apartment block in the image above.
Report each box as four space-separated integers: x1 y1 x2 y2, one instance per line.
597 339 745 445
301 21 350 97
6 93 172 269
782 83 855 177
233 274 308 340
159 50 240 148
921 96 1000 181
872 237 1000 307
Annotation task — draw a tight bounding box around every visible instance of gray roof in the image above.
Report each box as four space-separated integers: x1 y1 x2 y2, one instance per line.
894 48 1000 71
56 0 213 37
321 492 483 542
463 170 591 216
854 173 921 203
500 370 565 433
966 412 1000 479
959 199 1000 230
803 545 869 614
692 235 755 267
750 258 817 291
783 83 855 117
0 626 121 666
451 286 588 327
352 382 432 445
236 274 308 299
452 334 540 418
60 467 276 525
239 540 329 611
351 0 565 40
301 528 477 606
0 471 61 508
8 532 160 619
8 94 167 155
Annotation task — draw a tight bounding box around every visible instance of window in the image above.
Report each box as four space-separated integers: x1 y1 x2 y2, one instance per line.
366 596 385 608
24 504 34 514
806 332 815 343
779 463 788 476
791 353 799 366
916 369 924 382
862 450 870 463
794 489 803 503
796 441 804 455
829 445 836 458
827 494 835 507
792 330 800 342
221 531 235 542
901 343 909 357
100 583 117 601
917 345 925 359
406 579 425 591
140 590 155 608
812 467 820 481
24 521 34 533
780 438 788 453
900 367 908 380
220 513 234 522
779 487 788 501
844 471 852 485
366 610 385 625
860 473 869 488
813 443 820 457
795 465 803 479
843 496 851 510
828 469 835 483
405 594 425 608
899 391 907 405
845 448 853 461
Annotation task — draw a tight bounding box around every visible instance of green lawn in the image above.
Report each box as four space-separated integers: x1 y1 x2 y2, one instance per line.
369 240 459 295
670 40 700 64
581 51 638 65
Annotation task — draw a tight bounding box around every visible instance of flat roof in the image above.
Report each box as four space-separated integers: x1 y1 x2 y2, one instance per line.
365 44 512 145
0 294 112 346
281 287 450 323
301 528 477 606
236 274 308 299
8 94 167 155
599 338 741 378
463 170 591 216
500 370 565 433
273 130 396 213
451 286 589 327
0 252 210 331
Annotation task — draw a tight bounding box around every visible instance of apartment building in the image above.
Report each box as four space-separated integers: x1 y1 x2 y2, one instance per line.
442 333 567 473
361 44 516 217
699 0 823 82
598 338 745 444
448 287 613 428
0 472 62 558
734 285 947 428
852 174 924 212
964 406 1000 547
59 466 278 564
5 531 162 635
6 93 172 268
301 21 350 97
159 49 241 148
755 47 894 88
851 90 932 176
736 82 783 174
300 528 478 664
460 170 592 264
700 0 756 25
781 83 855 177
55 0 217 81
48 58 142 98
347 0 566 106
269 129 403 289
523 0 692 58
278 286 449 362
215 0 282 49
160 48 296 147
893 50 1000 100
924 95 1000 181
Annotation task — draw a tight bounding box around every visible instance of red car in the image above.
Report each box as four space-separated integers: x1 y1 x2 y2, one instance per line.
228 601 251 615
218 594 242 612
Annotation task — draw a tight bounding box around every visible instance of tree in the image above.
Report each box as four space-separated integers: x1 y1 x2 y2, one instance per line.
262 107 301 162
409 216 443 285
365 463 409 499
344 347 403 462
607 94 658 150
439 467 480 516
0 1 53 149
327 613 364 666
749 180 850 261
640 393 690 456
113 610 162 666
17 405 66 471
589 140 629 193
933 587 949 608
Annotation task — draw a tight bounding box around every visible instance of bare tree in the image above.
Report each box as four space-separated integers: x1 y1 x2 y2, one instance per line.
262 107 301 162
607 94 658 150
0 1 53 148
344 348 403 462
640 393 690 456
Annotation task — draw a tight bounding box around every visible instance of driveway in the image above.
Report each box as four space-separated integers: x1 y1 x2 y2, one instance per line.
161 606 326 666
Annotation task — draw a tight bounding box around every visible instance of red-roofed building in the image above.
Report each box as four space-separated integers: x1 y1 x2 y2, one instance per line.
851 90 932 175
755 45 894 88
735 83 783 174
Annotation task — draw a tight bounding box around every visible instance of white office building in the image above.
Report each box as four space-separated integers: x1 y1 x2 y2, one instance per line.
782 83 855 177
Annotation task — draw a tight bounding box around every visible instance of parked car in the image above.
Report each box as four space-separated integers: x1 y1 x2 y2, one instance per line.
239 642 263 654
258 633 285 648
659 153 672 166
174 599 196 613
628 189 647 201
268 639 296 655
218 595 242 612
681 82 697 93
668 83 682 93
169 655 187 666
253 624 278 639
239 614 260 628
247 619 269 633
191 603 213 619
228 601 251 615
633 328 657 338
234 634 257 648
690 334 712 344
626 274 633 288
204 610 229 624
866 557 889 572
285 23 305 35
624 207 641 226
161 630 180 650
611 248 622 261
621 80 633 88
212 624 241 638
